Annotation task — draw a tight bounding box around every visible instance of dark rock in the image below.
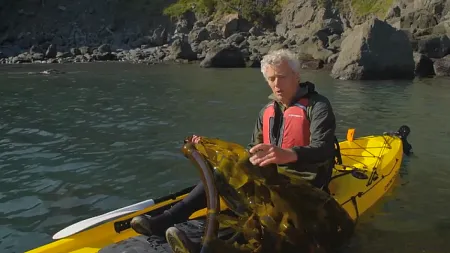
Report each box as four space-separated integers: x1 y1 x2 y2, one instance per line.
57 52 72 58
98 44 111 54
246 54 262 68
205 22 222 40
74 55 85 62
386 6 402 20
94 52 116 61
249 26 263 36
168 38 197 61
417 34 450 58
413 52 435 77
188 27 209 44
319 19 344 35
331 18 415 80
227 33 246 45
45 44 57 58
30 45 43 54
193 21 206 29
150 26 168 46
221 14 252 38
200 44 246 68
433 55 450 76
70 48 81 56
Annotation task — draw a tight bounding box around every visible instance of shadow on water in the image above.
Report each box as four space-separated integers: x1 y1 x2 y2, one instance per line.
0 63 450 252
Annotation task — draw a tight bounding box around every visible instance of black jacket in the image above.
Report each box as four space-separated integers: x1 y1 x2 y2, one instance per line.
247 81 337 170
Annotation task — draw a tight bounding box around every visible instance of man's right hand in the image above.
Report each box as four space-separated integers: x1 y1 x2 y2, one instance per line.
191 135 201 143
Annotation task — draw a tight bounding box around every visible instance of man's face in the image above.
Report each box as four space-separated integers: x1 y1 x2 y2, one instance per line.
264 60 300 105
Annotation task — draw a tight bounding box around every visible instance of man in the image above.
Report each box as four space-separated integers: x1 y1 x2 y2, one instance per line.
131 49 338 251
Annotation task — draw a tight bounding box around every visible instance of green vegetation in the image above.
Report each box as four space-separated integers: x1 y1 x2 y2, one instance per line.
350 0 393 18
162 0 286 24
318 0 393 19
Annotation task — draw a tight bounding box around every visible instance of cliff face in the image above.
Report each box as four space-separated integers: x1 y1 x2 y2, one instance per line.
0 0 449 79
0 0 177 56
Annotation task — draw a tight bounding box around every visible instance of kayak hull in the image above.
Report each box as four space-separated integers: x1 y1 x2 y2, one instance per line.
27 134 404 253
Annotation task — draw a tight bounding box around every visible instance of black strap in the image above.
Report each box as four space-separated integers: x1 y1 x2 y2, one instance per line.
334 136 342 165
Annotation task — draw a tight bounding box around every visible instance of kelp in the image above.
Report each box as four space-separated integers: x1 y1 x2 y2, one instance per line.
182 136 355 253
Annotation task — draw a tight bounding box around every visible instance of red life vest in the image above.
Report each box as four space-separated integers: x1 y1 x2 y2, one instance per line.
262 98 311 148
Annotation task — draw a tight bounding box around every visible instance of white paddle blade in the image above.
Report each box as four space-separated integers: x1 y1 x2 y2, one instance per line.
52 199 155 239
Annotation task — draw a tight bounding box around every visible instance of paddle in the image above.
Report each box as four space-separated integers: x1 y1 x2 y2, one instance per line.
52 199 155 239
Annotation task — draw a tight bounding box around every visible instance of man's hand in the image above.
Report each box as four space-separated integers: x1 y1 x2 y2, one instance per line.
184 135 202 144
191 135 201 143
249 143 298 167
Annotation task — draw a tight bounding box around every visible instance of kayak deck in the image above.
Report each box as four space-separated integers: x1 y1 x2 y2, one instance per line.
27 134 404 253
329 134 403 220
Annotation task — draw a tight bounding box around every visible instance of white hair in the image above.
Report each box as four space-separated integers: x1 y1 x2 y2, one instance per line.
260 49 300 79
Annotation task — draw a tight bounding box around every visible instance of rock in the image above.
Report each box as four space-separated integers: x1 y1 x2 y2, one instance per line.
30 45 43 54
275 0 343 40
331 18 415 80
92 51 116 61
400 9 438 30
57 52 72 58
417 34 450 58
227 33 246 45
70 48 81 56
249 26 263 36
32 53 44 61
79 46 91 55
205 22 222 40
200 44 246 68
301 59 324 69
432 20 450 36
433 55 450 76
246 54 262 68
98 44 111 54
45 44 57 58
386 6 402 19
150 26 168 46
168 38 197 61
188 27 209 44
221 14 252 38
413 52 435 77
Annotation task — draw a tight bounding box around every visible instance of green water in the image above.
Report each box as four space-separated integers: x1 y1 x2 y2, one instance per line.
0 62 449 253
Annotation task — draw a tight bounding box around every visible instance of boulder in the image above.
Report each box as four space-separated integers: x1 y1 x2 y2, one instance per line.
221 14 252 38
417 34 450 58
331 18 415 80
413 52 435 77
168 38 197 61
433 55 450 76
200 44 246 68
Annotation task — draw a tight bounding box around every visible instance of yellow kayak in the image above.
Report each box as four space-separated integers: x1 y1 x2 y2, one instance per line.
27 131 406 253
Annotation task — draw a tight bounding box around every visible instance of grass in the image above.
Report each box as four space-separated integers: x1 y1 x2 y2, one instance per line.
317 0 393 20
162 0 287 24
350 0 394 18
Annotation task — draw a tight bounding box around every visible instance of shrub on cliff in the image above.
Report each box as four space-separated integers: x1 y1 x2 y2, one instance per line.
163 0 286 25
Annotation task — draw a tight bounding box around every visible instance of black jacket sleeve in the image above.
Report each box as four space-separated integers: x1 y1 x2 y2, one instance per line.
291 95 336 165
246 107 264 150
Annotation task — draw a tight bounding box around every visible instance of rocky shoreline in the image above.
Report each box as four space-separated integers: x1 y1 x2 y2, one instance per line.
0 0 449 79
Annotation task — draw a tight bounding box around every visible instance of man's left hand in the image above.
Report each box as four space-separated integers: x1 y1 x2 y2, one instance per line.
249 143 298 167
